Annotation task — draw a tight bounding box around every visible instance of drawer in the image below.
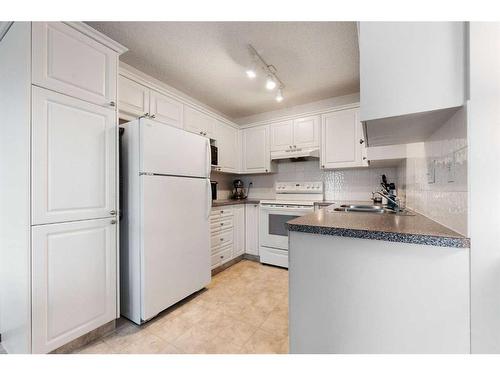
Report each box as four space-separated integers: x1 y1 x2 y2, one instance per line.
210 228 233 249
211 245 232 268
210 206 233 221
210 217 233 232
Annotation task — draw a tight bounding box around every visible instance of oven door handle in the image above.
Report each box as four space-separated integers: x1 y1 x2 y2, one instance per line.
260 206 314 213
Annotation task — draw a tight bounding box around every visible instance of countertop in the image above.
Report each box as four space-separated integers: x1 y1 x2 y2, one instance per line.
211 199 261 207
286 202 470 248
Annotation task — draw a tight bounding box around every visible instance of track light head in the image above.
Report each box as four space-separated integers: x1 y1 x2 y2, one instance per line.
266 77 277 90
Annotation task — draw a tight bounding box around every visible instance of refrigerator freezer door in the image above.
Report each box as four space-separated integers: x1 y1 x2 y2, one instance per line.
141 175 211 322
140 118 210 178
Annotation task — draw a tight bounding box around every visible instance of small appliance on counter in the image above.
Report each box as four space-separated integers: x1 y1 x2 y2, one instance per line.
210 181 218 200
231 179 248 200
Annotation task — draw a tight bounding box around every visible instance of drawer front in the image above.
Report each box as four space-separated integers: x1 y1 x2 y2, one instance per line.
210 206 234 221
210 228 233 249
211 245 232 268
32 22 117 106
210 217 233 232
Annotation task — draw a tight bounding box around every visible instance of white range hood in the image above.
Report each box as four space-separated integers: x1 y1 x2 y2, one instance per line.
270 147 320 161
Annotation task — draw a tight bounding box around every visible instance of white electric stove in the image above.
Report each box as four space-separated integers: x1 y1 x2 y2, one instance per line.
259 181 324 268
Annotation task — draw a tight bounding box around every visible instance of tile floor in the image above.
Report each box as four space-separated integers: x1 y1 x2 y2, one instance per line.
72 260 289 354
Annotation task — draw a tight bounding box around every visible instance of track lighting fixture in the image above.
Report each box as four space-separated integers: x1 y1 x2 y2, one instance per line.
246 44 285 102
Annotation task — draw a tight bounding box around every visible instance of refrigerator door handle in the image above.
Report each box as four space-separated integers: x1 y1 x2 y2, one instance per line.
205 139 211 178
206 179 212 219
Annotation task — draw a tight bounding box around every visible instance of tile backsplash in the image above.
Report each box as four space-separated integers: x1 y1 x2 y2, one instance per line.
238 160 399 202
404 106 468 236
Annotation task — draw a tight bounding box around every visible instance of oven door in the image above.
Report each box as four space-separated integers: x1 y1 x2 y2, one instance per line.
259 204 313 250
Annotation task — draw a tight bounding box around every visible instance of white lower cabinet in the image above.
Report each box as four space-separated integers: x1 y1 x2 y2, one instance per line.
31 218 117 353
233 205 245 257
245 203 259 256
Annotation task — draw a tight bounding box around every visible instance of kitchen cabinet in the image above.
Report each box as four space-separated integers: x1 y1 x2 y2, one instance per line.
242 125 274 174
149 90 183 129
270 116 319 152
215 121 239 173
118 75 150 117
32 22 118 107
359 22 466 146
31 86 117 225
233 205 245 258
320 107 368 169
245 203 260 256
31 218 117 354
210 206 234 270
184 105 215 138
0 22 125 354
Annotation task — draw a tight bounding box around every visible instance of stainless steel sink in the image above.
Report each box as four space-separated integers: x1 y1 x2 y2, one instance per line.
331 204 415 216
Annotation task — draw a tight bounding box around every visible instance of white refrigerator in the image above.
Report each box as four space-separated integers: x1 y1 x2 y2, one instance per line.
120 118 211 324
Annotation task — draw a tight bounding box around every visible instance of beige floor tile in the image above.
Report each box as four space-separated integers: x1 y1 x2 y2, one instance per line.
242 329 289 354
260 307 288 339
76 340 114 354
216 318 258 347
119 332 181 354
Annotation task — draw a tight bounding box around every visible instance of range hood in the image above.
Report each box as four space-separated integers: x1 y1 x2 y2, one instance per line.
271 147 320 161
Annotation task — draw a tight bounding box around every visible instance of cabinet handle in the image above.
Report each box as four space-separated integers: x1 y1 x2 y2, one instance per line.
150 114 156 119
111 220 117 225
265 169 268 172
110 210 116 216
322 165 325 168
220 210 224 214
109 101 116 107
220 255 224 259
294 145 297 148
359 139 364 144
220 238 224 241
363 157 367 160
220 223 224 226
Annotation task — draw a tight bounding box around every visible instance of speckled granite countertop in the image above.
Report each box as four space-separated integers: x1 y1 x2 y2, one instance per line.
286 203 470 248
211 199 261 207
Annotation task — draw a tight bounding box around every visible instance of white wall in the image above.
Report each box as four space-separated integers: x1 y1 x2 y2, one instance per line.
468 22 500 354
239 160 399 202
404 107 468 235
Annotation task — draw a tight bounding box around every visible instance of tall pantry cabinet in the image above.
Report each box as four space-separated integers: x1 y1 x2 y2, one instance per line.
0 22 127 354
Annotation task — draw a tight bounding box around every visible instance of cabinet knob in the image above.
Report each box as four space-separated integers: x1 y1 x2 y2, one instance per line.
321 165 325 168
220 210 224 213
111 220 117 225
220 223 224 226
150 114 156 119
294 145 297 148
359 139 365 144
363 157 367 160
220 255 224 259
109 101 116 107
220 238 224 241
110 210 116 216
265 169 268 172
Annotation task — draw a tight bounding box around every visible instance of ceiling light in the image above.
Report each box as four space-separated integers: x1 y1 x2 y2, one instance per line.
276 89 284 102
245 69 256 79
266 77 277 90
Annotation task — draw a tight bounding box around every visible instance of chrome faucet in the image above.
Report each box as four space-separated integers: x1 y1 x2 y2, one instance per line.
372 174 400 212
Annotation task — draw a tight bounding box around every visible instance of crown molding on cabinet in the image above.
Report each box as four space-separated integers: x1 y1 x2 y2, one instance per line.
119 62 240 130
65 22 128 55
238 102 361 129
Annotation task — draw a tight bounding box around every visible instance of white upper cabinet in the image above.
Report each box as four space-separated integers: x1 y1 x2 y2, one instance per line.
32 22 118 107
293 116 320 148
270 116 319 151
242 125 273 174
270 120 293 151
216 121 238 173
321 107 368 169
31 218 117 354
31 87 116 225
118 75 150 117
359 22 465 122
149 90 183 129
184 106 215 138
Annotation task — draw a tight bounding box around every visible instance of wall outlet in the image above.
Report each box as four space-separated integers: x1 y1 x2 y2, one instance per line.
427 159 436 184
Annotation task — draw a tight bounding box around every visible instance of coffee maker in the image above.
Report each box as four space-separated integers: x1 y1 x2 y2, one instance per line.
231 179 247 200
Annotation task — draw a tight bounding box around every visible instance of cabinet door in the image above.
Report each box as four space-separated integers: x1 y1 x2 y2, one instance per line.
184 106 214 138
245 204 259 256
321 108 366 169
32 87 116 224
32 22 117 106
242 125 270 173
233 205 245 258
118 75 150 117
216 122 238 173
150 90 183 129
293 116 319 148
270 120 293 151
32 218 117 354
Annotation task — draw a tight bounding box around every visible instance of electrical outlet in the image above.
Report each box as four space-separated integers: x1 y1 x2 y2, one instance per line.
427 159 436 184
447 154 456 183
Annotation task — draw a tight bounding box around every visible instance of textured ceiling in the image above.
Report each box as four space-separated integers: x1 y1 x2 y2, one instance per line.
87 22 360 119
